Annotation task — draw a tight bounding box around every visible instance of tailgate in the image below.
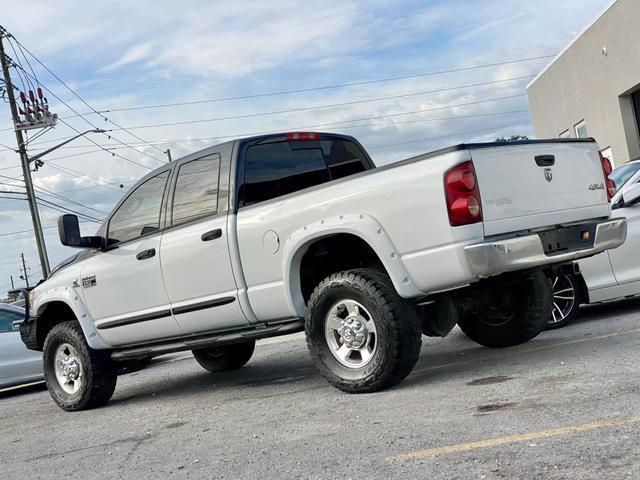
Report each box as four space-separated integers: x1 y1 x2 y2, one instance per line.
471 140 610 236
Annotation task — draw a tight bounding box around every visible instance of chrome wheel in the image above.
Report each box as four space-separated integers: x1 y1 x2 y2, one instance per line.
325 299 378 369
549 275 576 325
54 343 83 395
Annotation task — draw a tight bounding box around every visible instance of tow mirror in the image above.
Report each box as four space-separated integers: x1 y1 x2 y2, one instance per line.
58 214 103 249
621 183 640 207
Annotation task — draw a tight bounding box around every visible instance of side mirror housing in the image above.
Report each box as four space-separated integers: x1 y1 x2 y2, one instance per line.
621 183 640 207
58 214 103 249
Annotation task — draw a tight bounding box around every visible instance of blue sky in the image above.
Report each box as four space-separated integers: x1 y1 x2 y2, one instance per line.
0 0 613 293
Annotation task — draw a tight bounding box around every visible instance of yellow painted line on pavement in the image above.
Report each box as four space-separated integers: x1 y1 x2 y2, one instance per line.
386 417 640 462
414 328 640 375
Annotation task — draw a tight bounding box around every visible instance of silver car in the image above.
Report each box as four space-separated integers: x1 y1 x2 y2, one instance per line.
548 159 640 329
0 304 43 389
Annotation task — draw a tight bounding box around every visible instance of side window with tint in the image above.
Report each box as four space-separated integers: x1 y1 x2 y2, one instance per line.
243 142 330 205
108 171 169 244
321 140 369 179
172 155 221 226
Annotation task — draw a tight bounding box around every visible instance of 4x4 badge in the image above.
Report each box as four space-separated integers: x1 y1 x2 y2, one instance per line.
544 168 553 182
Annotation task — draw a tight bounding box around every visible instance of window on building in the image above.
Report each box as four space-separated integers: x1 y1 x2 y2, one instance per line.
559 130 571 139
633 90 640 142
172 155 221 226
108 171 169 244
574 120 588 139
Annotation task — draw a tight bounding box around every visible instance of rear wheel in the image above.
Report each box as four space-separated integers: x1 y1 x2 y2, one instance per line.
458 270 552 348
192 341 256 373
305 269 422 393
43 321 117 411
546 274 581 330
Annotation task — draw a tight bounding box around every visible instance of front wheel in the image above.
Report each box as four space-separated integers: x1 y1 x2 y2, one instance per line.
43 321 117 411
305 269 422 394
192 341 256 373
458 270 552 348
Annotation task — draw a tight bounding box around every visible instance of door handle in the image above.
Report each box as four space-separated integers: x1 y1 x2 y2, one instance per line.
136 248 156 260
201 229 222 241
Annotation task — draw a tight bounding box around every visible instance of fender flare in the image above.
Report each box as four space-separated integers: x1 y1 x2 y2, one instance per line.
34 287 110 350
282 213 423 317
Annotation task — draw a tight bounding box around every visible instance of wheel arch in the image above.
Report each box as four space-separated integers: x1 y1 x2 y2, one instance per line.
282 214 423 317
35 301 80 351
33 295 110 351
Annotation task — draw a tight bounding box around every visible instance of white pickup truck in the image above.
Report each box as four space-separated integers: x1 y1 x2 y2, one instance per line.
20 131 626 411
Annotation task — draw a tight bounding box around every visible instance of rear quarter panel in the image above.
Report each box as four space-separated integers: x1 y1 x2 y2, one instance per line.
236 149 484 320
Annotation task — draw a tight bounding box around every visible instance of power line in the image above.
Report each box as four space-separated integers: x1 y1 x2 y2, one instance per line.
0 218 97 242
11 70 533 151
15 103 531 153
61 55 553 116
9 35 168 159
0 170 108 215
34 185 108 215
58 117 152 169
37 196 102 222
367 122 530 152
22 92 528 154
0 194 26 201
87 77 534 132
44 162 129 192
25 108 532 152
8 57 164 169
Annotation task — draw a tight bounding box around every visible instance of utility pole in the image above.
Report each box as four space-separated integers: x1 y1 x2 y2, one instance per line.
20 253 30 288
0 31 50 278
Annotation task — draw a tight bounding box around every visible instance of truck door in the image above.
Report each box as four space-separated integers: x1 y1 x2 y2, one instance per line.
80 169 182 346
160 152 250 333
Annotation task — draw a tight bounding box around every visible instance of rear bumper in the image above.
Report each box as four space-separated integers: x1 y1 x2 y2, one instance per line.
464 218 627 278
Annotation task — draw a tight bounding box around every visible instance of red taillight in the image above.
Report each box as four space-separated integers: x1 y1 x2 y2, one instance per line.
599 152 616 201
286 132 321 141
445 161 483 226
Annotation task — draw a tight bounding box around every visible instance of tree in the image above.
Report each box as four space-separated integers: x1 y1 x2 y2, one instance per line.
495 135 529 142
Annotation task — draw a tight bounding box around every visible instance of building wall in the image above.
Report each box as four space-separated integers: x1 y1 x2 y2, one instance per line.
527 0 640 165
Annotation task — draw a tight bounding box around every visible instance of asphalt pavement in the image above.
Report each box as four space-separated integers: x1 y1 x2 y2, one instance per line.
1 298 639 479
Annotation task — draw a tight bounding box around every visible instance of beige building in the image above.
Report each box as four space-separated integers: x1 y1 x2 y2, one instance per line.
527 0 640 166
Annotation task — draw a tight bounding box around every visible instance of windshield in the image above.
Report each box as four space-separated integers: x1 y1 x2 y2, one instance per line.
610 162 640 192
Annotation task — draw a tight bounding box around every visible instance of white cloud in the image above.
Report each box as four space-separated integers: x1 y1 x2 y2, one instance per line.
101 42 155 72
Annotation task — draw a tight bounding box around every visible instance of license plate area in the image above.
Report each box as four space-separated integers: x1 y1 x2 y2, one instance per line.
538 224 596 256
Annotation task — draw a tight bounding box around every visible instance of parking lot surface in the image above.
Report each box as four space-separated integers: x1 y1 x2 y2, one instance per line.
1 299 639 480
